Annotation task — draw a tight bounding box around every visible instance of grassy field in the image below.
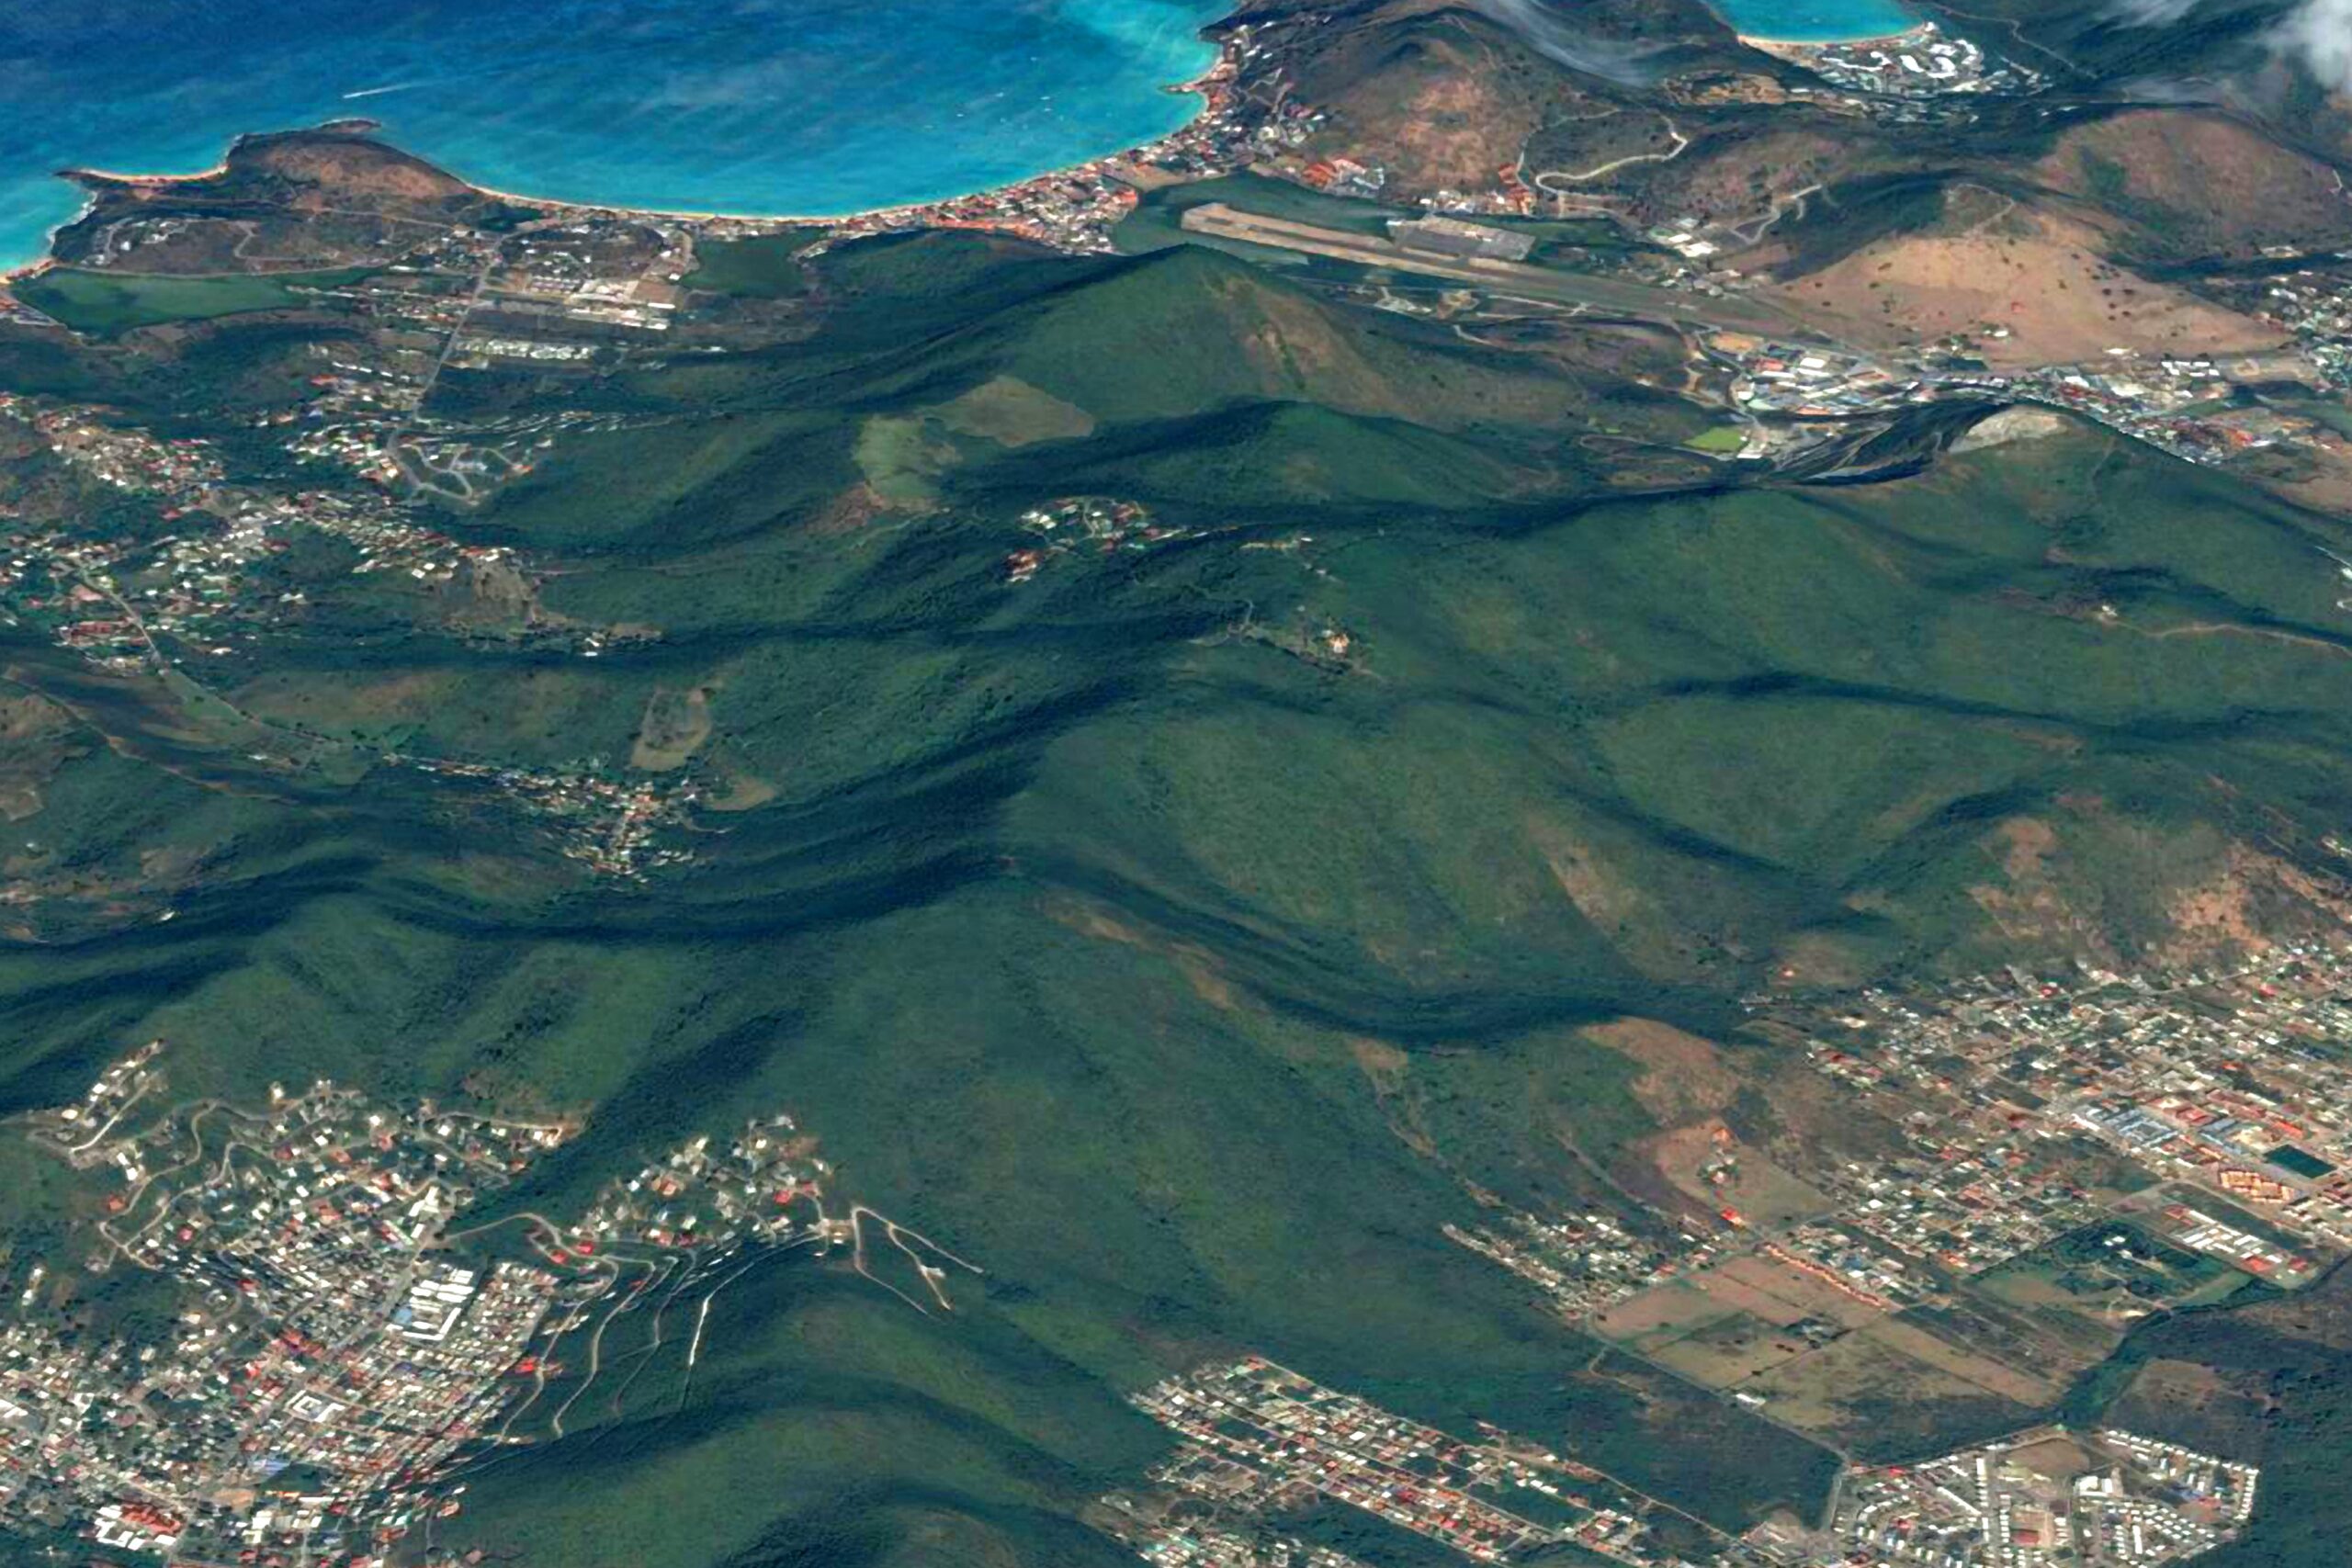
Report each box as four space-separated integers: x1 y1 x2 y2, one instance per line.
16 265 378 335
684 231 820 298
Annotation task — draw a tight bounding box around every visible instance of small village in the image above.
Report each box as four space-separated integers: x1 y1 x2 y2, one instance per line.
1005 495 1200 583
0 383 707 879
385 752 700 879
1122 1356 1713 1567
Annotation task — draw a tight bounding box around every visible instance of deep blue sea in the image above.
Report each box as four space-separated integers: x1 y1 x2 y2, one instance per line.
0 0 1226 267
1699 0 1916 40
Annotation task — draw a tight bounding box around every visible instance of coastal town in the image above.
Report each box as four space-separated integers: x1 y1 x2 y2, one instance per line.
0 1040 965 1566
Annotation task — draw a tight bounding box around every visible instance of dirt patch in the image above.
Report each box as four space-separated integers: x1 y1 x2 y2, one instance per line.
1951 406 2070 454
2160 848 2267 956
1642 1122 1836 1231
1966 815 2120 962
1594 1280 1729 1343
809 482 895 536
1745 1325 2035 1443
1996 817 2056 880
1761 197 2284 368
1349 1037 1409 1081
703 766 777 813
1645 1308 1815 1386
1587 1018 1739 1123
628 685 713 772
1046 897 1242 1012
1704 1253 1885 1330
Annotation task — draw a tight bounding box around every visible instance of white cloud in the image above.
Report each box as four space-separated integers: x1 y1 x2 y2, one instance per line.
2109 0 2352 95
1465 0 1660 86
2275 0 2352 93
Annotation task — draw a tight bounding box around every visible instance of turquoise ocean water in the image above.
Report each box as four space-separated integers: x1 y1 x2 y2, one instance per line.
0 0 1227 268
0 0 1925 272
1699 0 1916 40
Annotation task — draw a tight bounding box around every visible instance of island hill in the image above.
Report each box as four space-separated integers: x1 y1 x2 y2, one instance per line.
43 128 551 278
4 6 2352 1567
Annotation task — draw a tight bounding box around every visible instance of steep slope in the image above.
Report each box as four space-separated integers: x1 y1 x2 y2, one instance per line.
13 209 2352 1568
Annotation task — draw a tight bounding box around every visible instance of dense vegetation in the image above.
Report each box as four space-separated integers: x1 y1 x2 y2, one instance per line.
6 178 2352 1567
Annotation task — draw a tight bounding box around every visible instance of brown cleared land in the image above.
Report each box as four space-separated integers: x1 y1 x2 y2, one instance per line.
1762 199 2285 368
1594 1279 1734 1344
1703 1253 1886 1330
1866 1314 2060 1407
2035 109 2352 260
1646 1309 1816 1385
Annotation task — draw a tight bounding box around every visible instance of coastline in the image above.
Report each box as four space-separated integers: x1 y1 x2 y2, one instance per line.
1736 24 1925 48
453 54 1238 230
0 21 1241 283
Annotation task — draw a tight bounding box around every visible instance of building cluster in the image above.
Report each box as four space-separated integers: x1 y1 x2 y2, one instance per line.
1723 339 1928 424
555 1113 830 1262
2007 354 2323 466
825 21 1316 254
1389 216 1534 264
1752 25 2041 100
1296 156 1388 201
1829 1427 2256 1566
1095 1497 1374 1568
1709 334 2342 475
2234 262 2352 389
0 1053 568 1564
1803 943 2352 1280
1787 1122 2111 1287
0 386 698 879
1442 1209 1719 1319
1125 1357 1719 1567
0 390 531 673
485 223 685 332
387 752 699 878
0 1043 862 1566
1006 495 1196 583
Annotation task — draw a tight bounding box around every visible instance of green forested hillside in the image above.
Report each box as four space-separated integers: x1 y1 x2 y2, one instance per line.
6 219 2352 1568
